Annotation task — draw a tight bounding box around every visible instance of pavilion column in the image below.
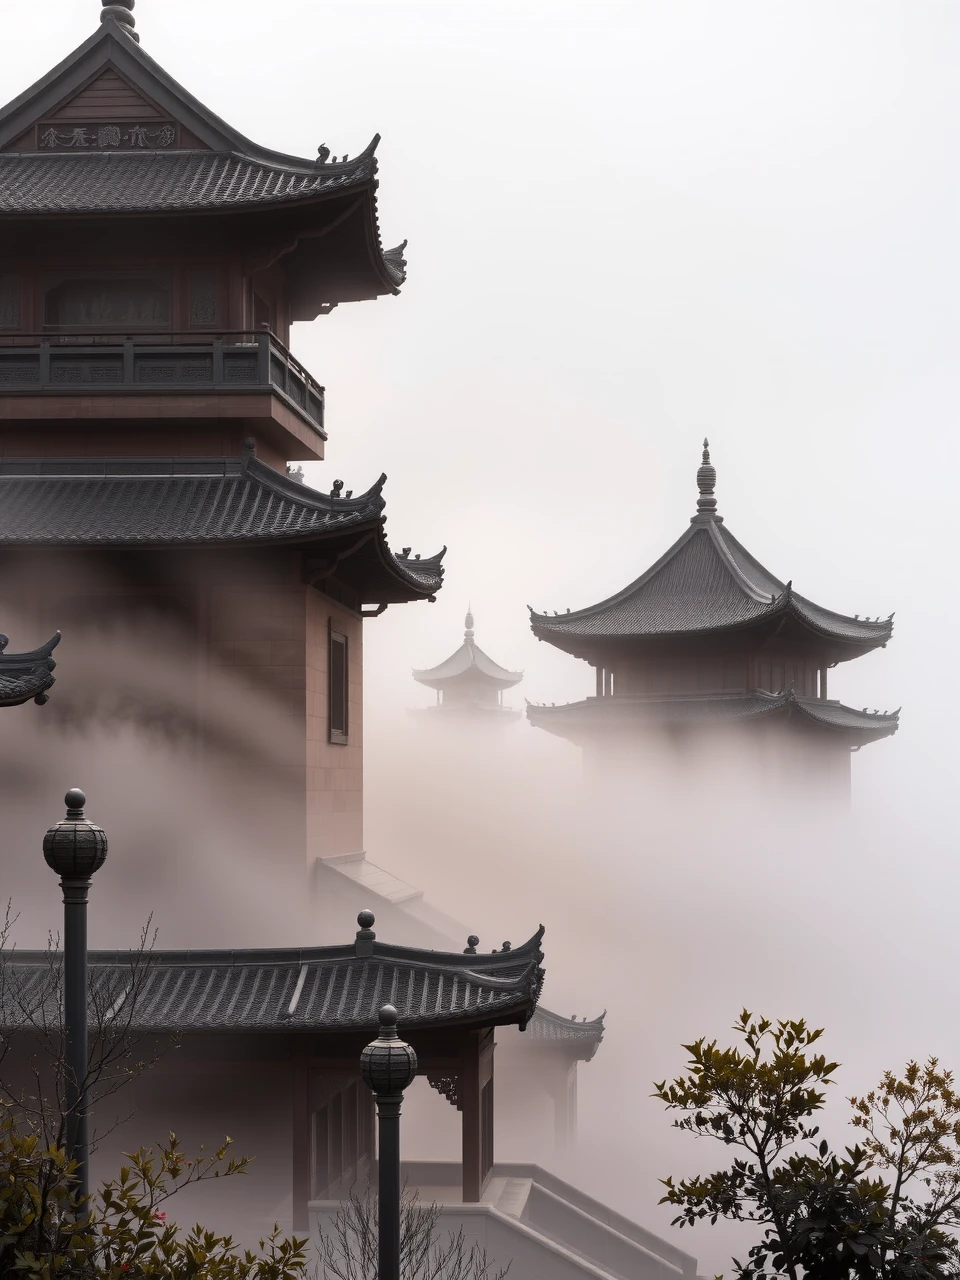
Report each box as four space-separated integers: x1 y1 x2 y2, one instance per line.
291 1045 310 1231
595 666 603 698
819 665 828 700
460 1029 495 1202
552 1061 578 1152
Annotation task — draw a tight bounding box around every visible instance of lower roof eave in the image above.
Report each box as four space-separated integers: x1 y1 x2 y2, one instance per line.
526 693 900 747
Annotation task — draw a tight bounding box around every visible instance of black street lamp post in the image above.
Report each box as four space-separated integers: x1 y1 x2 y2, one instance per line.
360 1003 418 1280
42 788 108 1202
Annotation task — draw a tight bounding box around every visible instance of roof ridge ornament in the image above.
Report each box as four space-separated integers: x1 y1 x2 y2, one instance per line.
464 604 475 640
693 437 719 521
100 0 139 43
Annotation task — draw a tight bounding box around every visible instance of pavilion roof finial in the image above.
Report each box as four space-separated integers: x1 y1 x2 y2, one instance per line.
695 437 718 520
100 0 139 43
464 604 475 640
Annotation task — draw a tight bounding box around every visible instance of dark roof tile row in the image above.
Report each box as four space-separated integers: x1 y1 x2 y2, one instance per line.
1 927 546 1035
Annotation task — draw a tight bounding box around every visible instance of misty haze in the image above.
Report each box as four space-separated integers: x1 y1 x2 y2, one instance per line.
0 3 955 1279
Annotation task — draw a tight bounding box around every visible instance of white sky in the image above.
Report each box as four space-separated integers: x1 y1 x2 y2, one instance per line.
2 3 958 1270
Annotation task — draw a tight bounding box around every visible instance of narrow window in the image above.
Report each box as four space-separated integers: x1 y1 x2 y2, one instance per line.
329 626 348 744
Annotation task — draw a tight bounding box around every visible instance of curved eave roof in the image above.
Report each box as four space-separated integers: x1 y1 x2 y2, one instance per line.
413 640 523 691
526 690 899 746
0 23 405 299
528 1007 605 1062
0 455 444 603
530 517 893 661
0 632 60 707
0 927 545 1035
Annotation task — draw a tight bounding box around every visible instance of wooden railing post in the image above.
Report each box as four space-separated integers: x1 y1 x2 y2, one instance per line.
256 331 271 387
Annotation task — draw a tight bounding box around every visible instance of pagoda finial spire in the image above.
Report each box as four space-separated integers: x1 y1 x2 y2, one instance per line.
100 1 139 43
694 437 718 520
464 604 475 640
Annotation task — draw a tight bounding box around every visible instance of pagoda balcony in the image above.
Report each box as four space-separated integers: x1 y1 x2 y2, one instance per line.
0 331 326 461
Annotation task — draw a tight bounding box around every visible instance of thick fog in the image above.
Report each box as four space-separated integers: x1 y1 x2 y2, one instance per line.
2 2 958 1275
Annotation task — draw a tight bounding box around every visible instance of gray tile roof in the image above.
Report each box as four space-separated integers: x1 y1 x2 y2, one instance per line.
527 690 900 744
0 454 444 602
0 926 545 1035
531 517 893 656
528 1008 605 1062
0 148 375 216
0 25 406 292
0 631 59 707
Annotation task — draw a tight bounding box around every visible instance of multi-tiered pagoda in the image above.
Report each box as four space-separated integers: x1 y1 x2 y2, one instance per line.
528 443 898 791
0 0 443 865
413 607 522 717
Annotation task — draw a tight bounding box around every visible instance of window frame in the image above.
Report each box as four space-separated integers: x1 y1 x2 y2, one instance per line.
328 624 349 745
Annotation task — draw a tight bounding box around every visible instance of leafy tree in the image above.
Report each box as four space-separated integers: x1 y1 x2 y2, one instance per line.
655 1012 960 1279
0 1108 309 1278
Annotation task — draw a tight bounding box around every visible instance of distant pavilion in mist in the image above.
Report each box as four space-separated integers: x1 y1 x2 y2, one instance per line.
528 442 899 793
413 607 523 718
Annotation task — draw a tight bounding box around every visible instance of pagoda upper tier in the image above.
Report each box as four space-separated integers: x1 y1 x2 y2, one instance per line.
414 608 522 712
0 12 403 308
0 5 406 464
528 443 899 752
531 443 893 667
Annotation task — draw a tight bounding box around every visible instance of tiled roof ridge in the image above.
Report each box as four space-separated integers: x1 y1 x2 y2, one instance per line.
530 516 894 649
533 1007 605 1033
1 925 544 1034
6 924 546 972
0 143 378 182
530 521 778 627
0 22 378 176
244 452 386 520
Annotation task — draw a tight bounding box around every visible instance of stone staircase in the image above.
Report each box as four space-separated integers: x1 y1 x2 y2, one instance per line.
311 1161 700 1280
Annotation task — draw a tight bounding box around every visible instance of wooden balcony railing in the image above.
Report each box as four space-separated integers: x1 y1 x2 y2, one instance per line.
0 330 325 437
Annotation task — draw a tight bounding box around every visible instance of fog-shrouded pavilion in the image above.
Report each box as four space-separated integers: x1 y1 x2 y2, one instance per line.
528 442 898 795
413 608 523 718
